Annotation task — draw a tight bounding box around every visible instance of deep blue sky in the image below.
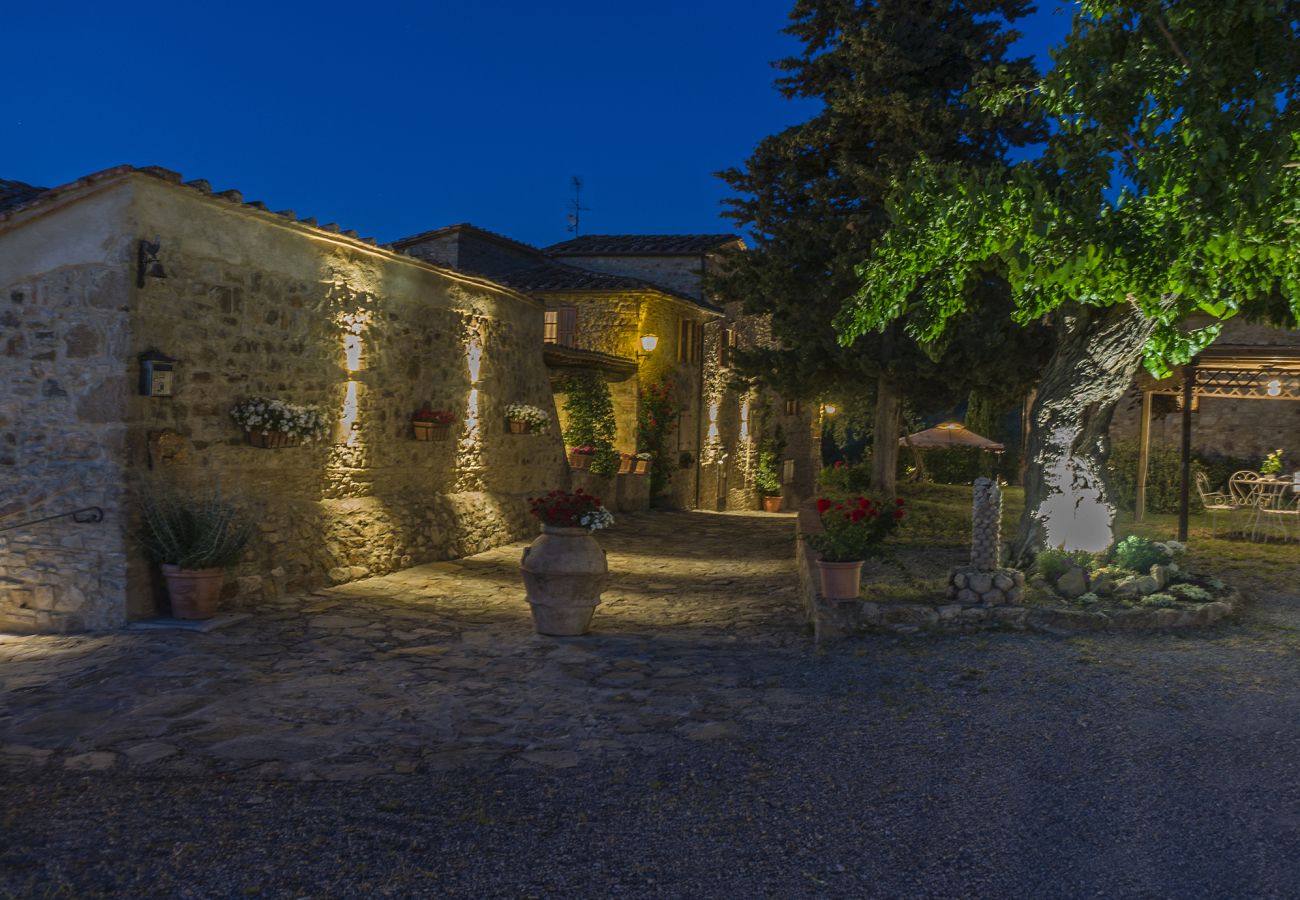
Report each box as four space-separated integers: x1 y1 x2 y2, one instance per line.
5 1 1073 248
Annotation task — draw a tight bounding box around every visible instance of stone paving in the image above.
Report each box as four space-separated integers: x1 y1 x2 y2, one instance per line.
0 511 804 780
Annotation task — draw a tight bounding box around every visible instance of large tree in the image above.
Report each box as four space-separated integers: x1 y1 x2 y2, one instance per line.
842 0 1300 560
712 0 1047 495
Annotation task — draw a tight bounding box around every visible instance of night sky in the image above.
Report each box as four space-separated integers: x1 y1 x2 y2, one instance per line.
5 1 1073 248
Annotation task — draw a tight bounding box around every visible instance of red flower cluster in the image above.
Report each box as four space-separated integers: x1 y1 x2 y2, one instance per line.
805 495 905 562
528 488 605 528
569 444 597 455
413 404 455 424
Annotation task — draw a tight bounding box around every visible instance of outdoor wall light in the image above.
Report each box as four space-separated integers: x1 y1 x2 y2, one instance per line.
639 333 659 355
823 403 838 415
1267 379 1282 397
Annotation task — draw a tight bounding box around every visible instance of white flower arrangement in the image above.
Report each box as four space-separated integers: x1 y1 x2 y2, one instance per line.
579 505 616 531
635 451 654 461
230 398 330 442
504 402 551 433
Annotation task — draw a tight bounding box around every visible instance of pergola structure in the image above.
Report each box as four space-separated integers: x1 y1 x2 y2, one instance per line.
1133 344 1300 538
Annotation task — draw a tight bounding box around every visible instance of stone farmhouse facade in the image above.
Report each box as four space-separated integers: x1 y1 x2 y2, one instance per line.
0 166 815 634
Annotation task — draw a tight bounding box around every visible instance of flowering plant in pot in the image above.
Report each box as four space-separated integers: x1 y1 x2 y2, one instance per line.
504 402 551 434
412 403 455 441
521 488 613 636
139 483 253 619
568 444 597 470
231 397 330 448
803 496 905 600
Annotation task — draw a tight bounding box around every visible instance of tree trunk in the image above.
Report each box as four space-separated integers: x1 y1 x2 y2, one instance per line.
1010 303 1157 565
871 373 902 497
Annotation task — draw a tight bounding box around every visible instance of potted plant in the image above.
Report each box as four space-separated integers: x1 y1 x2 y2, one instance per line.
755 449 783 512
568 444 596 470
521 489 614 635
803 496 905 600
412 403 455 441
1261 448 1284 478
504 402 551 434
634 452 653 475
139 483 252 619
231 398 330 448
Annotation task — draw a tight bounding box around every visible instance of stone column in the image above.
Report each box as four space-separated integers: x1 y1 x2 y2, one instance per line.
970 477 1002 571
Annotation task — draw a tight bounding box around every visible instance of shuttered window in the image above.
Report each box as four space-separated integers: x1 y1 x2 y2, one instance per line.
677 318 703 363
720 325 737 368
544 306 577 347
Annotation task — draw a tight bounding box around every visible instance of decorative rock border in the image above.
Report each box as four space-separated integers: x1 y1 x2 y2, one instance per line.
795 501 1244 644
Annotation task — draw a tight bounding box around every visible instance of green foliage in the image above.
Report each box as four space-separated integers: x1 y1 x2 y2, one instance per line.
1139 592 1178 609
1261 448 1285 477
754 449 781 496
922 447 984 485
1111 536 1168 574
820 462 874 494
844 2 1300 366
1035 548 1094 583
637 378 678 498
710 0 1050 418
804 496 905 563
560 372 617 475
1197 451 1258 495
1106 439 1204 514
139 483 252 569
1169 583 1212 603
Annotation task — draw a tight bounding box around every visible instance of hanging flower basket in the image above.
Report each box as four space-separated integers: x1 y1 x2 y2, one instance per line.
504 403 551 435
568 445 596 470
508 419 530 434
231 398 328 448
413 421 450 441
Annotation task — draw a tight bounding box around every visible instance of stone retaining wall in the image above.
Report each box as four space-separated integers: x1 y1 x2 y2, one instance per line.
795 501 1242 644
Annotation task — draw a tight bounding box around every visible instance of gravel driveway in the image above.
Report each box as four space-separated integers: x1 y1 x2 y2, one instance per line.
2 513 1299 897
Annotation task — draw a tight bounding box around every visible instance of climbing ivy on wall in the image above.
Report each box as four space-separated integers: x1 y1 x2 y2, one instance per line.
637 378 678 498
560 372 619 476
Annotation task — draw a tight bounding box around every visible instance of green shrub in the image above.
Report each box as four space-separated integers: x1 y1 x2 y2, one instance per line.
561 372 618 477
1112 535 1168 573
819 462 874 493
1035 547 1094 582
922 446 984 484
1196 450 1258 494
1169 583 1212 603
755 450 781 495
1139 592 1178 608
1106 439 1204 514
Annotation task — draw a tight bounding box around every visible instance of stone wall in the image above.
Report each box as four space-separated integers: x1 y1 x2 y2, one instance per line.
0 186 135 632
1110 320 1300 461
1 173 569 632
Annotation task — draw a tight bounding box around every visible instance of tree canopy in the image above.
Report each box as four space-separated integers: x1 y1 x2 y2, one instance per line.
841 0 1300 369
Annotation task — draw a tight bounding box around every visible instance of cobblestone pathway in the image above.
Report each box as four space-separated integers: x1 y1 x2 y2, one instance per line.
0 511 804 780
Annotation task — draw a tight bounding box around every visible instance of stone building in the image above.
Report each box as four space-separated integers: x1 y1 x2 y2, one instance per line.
545 235 819 511
394 227 819 511
1109 318 1300 467
0 166 568 633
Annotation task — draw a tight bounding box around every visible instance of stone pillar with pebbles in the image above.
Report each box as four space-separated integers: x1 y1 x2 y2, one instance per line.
947 478 1024 607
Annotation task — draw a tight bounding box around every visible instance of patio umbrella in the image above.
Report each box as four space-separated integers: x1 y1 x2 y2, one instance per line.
899 422 1004 451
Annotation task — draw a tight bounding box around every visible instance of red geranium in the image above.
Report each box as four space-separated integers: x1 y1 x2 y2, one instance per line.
804 495 905 562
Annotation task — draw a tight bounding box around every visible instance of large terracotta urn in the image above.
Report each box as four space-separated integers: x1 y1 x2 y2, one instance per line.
161 565 225 619
521 526 608 635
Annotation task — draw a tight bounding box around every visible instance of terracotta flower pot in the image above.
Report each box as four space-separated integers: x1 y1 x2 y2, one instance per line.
413 421 449 441
817 559 864 601
521 525 607 635
762 495 783 513
634 460 650 475
508 419 529 434
618 455 634 475
160 565 225 619
568 452 592 470
245 431 300 449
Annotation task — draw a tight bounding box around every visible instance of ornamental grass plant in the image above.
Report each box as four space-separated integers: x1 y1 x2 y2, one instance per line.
139 482 252 569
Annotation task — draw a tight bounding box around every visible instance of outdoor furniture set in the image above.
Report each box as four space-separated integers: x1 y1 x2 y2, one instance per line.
1196 470 1300 542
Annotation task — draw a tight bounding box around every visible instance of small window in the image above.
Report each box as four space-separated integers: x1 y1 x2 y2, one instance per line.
678 318 703 363
784 399 802 416
544 306 577 347
720 325 737 368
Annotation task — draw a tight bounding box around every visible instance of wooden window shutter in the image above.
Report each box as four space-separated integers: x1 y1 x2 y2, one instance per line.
557 306 577 348
543 310 558 344
693 322 704 363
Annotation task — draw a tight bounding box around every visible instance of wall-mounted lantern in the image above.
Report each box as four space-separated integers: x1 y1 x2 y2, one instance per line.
138 349 176 397
638 333 659 357
823 403 838 416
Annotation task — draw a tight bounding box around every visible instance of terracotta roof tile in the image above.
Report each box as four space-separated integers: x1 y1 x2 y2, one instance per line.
545 234 741 256
493 260 721 313
0 179 50 215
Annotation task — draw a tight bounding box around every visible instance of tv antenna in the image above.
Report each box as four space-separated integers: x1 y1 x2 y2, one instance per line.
566 176 590 234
